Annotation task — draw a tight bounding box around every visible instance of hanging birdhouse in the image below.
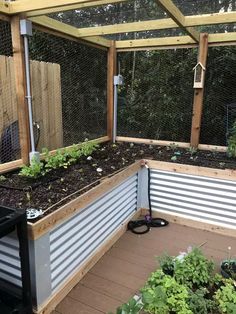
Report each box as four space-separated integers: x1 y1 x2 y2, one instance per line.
193 62 206 88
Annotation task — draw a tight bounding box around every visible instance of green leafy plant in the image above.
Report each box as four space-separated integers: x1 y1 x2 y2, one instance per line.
214 281 236 313
109 298 141 314
19 157 44 178
188 288 217 314
157 253 175 276
142 270 192 314
188 147 198 157
0 175 6 181
227 121 236 158
174 248 214 288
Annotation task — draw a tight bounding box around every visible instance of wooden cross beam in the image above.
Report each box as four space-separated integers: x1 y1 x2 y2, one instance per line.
155 0 199 42
29 16 111 48
6 0 128 15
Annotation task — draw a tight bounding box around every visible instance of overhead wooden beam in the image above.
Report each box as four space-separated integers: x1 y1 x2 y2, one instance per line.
116 36 196 49
115 32 236 50
190 33 208 148
74 11 236 38
155 0 199 42
0 1 10 14
29 16 111 48
25 0 126 17
8 0 128 14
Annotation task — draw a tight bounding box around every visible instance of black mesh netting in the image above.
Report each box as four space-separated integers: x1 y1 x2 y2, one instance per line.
200 46 236 146
117 49 197 142
0 19 21 164
29 29 107 150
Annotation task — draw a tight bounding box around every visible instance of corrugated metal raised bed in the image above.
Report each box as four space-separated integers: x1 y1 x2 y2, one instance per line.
0 162 142 314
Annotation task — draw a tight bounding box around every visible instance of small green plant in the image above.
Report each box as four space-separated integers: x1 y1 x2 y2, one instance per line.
188 147 198 156
0 175 6 181
142 270 192 314
174 247 214 288
79 140 99 157
19 157 44 178
168 143 178 151
214 281 236 313
110 298 142 314
171 155 177 161
227 121 236 158
157 253 175 276
188 288 217 314
43 148 68 170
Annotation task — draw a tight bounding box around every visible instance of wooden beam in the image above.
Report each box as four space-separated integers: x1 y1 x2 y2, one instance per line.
116 36 196 49
11 16 30 165
0 159 24 175
155 0 199 42
30 16 111 48
116 136 190 148
190 33 208 148
116 32 236 51
0 1 10 14
185 11 236 27
107 41 116 140
8 0 128 14
26 0 127 17
77 19 177 37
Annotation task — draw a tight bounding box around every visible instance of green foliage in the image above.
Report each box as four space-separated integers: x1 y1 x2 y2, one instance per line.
174 248 214 288
214 281 236 314
0 175 6 181
188 288 217 314
79 140 99 157
19 157 44 179
19 141 98 178
120 298 142 314
227 121 236 158
157 253 175 276
142 270 192 314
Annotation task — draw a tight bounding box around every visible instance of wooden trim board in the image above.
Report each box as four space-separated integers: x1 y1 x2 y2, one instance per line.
141 209 236 238
34 207 142 314
27 161 141 240
0 159 23 174
148 160 236 181
116 136 190 148
116 136 227 152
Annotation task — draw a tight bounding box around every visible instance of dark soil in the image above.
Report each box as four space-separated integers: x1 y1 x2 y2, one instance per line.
0 142 235 222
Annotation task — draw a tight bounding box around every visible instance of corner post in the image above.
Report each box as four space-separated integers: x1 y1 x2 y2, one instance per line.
11 15 30 164
107 41 117 141
190 33 208 148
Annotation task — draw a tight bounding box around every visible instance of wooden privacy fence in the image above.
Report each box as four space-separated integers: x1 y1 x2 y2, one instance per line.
0 55 63 154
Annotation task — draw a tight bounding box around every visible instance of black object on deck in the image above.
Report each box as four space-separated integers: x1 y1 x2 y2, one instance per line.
0 206 32 314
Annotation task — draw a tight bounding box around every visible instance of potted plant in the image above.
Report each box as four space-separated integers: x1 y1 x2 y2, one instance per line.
221 247 236 279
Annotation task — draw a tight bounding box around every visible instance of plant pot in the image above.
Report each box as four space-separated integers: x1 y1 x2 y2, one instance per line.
221 260 236 278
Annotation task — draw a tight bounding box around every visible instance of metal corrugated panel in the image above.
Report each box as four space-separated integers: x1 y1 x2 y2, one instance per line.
0 234 22 287
50 174 138 292
150 169 236 229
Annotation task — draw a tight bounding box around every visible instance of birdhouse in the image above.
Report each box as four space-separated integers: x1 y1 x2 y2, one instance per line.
193 62 206 88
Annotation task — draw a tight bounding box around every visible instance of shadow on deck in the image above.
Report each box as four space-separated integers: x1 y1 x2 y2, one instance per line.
53 222 235 314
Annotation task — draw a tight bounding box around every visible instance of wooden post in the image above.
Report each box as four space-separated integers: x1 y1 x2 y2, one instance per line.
11 15 30 164
107 41 117 140
190 33 208 148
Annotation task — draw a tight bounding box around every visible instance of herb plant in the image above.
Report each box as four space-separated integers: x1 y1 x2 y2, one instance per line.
174 247 214 288
214 281 236 313
19 157 44 178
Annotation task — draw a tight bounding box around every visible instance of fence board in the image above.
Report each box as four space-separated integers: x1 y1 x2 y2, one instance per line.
0 55 63 154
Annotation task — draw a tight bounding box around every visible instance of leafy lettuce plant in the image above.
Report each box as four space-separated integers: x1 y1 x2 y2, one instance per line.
19 156 44 178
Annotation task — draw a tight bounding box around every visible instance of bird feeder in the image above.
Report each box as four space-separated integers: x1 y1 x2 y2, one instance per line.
193 62 206 88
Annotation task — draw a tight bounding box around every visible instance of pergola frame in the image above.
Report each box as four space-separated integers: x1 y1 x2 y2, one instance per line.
0 0 235 173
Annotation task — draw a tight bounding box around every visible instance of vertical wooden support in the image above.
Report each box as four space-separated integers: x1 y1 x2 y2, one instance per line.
11 16 30 164
107 41 117 140
190 33 208 148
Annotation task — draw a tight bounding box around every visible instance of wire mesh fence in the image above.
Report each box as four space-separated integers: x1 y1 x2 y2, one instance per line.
200 46 236 146
29 28 107 151
0 19 21 164
117 48 197 142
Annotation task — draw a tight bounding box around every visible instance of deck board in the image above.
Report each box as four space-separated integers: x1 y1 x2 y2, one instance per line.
55 222 236 314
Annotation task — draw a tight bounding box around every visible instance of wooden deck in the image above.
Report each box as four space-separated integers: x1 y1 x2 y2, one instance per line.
54 222 236 314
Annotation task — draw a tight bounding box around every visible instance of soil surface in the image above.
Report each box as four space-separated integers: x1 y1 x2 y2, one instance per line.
0 142 235 221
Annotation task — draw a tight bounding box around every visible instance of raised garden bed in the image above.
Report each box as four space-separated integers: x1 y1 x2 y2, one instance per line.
0 142 236 313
